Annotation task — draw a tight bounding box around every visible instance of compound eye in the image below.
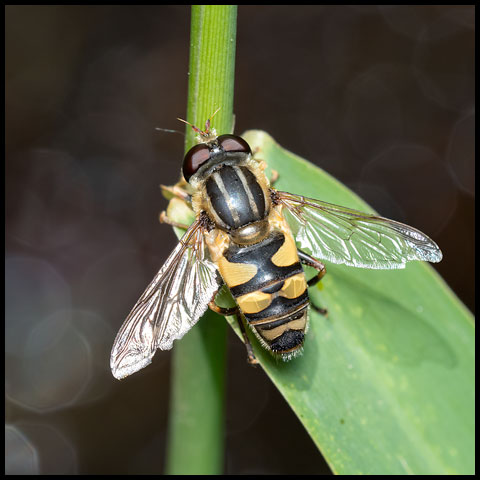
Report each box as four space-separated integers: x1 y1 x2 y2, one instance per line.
182 144 211 181
217 134 251 154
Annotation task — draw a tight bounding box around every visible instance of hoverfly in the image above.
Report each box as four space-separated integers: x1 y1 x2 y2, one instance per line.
110 113 442 379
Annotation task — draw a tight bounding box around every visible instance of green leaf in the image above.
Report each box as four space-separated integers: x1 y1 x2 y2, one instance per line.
215 129 473 475
165 125 474 474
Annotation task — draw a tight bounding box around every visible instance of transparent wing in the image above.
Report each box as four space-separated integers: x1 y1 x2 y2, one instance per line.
276 191 442 269
110 220 220 379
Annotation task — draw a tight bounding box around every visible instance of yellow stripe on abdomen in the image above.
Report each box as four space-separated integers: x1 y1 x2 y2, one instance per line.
279 273 307 299
218 256 257 288
271 230 299 267
236 290 272 314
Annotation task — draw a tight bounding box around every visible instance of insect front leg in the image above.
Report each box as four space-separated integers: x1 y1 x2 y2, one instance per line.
159 179 194 229
160 182 192 204
208 297 258 365
251 146 279 186
269 169 279 186
298 250 328 316
159 211 191 230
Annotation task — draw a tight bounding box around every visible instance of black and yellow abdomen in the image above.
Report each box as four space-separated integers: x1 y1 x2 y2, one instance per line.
217 228 310 357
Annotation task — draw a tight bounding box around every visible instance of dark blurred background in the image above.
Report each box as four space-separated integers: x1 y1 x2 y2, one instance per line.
5 5 474 475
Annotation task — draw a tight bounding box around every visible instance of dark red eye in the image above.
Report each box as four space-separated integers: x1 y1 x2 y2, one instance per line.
182 144 211 181
217 134 251 154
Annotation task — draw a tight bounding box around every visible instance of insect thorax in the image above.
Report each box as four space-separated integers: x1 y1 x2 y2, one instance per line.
192 156 272 245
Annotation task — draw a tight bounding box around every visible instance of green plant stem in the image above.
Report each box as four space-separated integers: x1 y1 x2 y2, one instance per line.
165 5 237 475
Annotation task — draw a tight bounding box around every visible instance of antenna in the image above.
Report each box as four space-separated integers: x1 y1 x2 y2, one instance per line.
177 107 221 140
154 127 185 136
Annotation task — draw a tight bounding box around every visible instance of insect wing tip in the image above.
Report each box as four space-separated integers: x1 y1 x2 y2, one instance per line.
110 350 153 380
429 248 443 264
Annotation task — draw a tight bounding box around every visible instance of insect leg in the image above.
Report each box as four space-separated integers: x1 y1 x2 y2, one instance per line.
250 147 278 185
208 299 258 365
235 315 258 365
160 183 192 204
159 211 190 230
269 169 279 186
208 300 239 317
298 250 328 316
298 250 327 286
